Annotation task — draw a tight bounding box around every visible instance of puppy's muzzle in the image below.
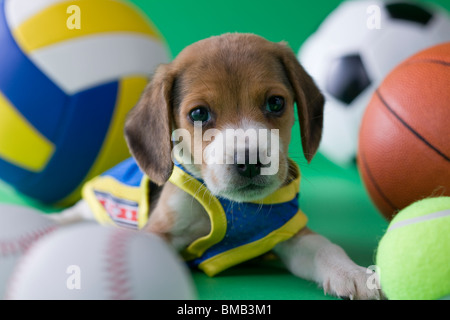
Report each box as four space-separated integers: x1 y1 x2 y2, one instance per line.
234 148 263 178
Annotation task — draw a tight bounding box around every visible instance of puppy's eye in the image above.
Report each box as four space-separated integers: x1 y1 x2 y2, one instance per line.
189 107 211 123
266 96 285 114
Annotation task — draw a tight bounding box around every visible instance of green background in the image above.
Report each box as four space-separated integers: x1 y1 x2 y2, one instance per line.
1 0 449 300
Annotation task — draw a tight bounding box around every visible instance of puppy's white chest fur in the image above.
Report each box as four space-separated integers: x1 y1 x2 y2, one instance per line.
160 186 211 252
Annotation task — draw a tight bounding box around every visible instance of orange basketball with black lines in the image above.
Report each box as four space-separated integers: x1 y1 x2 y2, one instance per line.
358 42 450 220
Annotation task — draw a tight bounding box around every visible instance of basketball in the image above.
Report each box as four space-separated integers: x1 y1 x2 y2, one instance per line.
358 42 450 220
0 0 169 206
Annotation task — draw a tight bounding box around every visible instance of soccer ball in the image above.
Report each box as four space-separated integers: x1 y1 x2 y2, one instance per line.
0 0 170 205
299 0 450 166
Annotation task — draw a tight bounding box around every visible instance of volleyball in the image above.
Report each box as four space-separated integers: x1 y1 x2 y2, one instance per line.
0 0 170 206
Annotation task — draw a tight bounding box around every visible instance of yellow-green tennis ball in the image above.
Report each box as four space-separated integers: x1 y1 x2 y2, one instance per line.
376 196 450 300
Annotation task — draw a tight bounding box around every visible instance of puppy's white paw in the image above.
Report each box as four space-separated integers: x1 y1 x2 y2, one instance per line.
322 265 383 300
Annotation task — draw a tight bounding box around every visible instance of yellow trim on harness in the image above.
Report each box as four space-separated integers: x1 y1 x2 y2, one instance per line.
198 209 307 276
137 176 151 229
250 159 300 205
82 158 305 276
170 160 306 276
82 175 150 227
168 165 228 260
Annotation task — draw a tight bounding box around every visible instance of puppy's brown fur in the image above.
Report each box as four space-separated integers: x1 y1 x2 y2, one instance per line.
117 33 381 299
125 33 324 186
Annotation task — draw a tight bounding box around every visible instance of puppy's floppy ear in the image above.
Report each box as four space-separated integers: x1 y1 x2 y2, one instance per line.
124 64 175 185
277 43 324 163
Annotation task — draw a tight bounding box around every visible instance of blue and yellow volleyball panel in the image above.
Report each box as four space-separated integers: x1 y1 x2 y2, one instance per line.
10 0 160 53
0 0 168 205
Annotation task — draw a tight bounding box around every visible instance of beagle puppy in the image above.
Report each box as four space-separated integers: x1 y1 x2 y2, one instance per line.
57 33 382 300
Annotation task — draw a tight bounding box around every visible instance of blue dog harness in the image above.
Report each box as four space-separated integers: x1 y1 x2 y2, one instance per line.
82 158 307 276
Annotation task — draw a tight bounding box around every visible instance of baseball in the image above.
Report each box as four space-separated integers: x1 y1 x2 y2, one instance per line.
6 223 197 300
0 204 58 298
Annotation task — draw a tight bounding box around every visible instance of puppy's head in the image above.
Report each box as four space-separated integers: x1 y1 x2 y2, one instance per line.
125 33 324 201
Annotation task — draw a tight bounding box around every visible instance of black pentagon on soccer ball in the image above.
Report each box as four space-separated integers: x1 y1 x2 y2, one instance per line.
385 2 433 25
325 54 372 105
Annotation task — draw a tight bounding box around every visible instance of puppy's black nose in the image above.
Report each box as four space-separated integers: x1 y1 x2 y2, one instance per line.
234 149 262 178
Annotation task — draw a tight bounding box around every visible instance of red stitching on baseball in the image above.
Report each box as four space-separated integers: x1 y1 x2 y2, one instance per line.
0 225 58 258
3 224 58 300
104 228 134 300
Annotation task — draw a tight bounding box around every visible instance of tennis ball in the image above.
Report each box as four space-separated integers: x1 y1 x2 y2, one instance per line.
376 196 450 300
